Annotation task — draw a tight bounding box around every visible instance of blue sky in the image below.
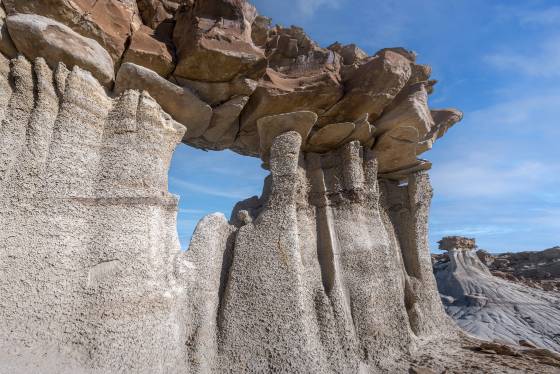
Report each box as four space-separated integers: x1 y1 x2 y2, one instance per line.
169 0 560 252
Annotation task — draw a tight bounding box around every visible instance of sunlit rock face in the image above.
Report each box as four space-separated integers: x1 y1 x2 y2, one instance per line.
3 0 559 373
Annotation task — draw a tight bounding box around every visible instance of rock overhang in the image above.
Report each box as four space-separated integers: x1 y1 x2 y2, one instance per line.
0 0 462 180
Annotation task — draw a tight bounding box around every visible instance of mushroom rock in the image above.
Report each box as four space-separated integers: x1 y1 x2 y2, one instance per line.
6 13 115 86
15 1 560 373
173 0 266 82
115 62 212 139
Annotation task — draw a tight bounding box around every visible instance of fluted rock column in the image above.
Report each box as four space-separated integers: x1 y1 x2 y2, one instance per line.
183 130 454 373
0 56 187 373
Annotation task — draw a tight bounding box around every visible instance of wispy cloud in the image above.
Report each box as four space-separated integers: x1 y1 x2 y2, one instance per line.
296 0 343 17
484 35 560 78
518 6 560 26
170 177 256 200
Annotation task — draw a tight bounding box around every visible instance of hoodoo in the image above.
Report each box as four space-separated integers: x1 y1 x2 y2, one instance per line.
0 0 558 373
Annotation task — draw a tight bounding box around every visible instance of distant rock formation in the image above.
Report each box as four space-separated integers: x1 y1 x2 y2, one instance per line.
433 237 560 353
478 247 560 292
1 0 559 373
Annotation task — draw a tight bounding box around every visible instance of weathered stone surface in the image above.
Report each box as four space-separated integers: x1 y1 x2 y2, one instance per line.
3 0 141 62
173 75 257 106
251 14 271 47
200 95 250 150
137 0 180 29
236 68 343 155
318 50 412 125
122 25 175 77
307 121 355 151
328 42 368 65
374 125 420 174
6 14 114 85
434 240 560 353
345 114 376 147
173 0 266 82
115 62 212 139
0 5 17 58
475 247 560 292
256 110 317 160
375 82 434 138
0 57 188 373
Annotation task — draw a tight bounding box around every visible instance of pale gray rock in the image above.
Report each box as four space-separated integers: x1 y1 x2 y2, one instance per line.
115 62 213 139
6 13 114 86
0 57 188 373
434 241 560 353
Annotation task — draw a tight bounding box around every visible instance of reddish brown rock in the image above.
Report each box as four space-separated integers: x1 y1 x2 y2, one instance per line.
318 50 412 126
236 25 343 155
3 0 141 63
173 0 266 82
137 0 180 29
6 14 115 85
123 25 175 78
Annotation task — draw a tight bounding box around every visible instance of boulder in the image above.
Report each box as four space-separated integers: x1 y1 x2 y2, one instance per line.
307 122 355 151
201 95 250 150
173 0 266 82
136 0 180 29
3 0 141 62
345 114 376 148
328 42 368 65
6 13 114 86
122 25 175 78
318 50 412 125
235 68 343 156
115 62 212 139
375 82 434 138
0 5 17 58
251 15 271 47
256 111 317 160
173 75 257 107
374 125 420 174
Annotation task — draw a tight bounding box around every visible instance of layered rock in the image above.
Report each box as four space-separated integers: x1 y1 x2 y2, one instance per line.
477 247 560 292
433 237 560 353
0 0 462 179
